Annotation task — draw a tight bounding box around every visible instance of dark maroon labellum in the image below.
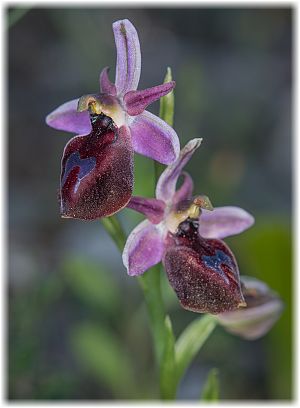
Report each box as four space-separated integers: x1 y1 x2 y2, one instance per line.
163 218 245 314
60 113 134 220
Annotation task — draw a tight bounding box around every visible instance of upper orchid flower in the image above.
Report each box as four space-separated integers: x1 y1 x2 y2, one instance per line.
46 19 179 220
122 139 255 314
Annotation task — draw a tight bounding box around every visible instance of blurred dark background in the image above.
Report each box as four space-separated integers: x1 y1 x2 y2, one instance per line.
8 7 292 400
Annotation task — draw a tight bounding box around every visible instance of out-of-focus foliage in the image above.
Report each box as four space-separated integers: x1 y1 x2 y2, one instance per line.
70 323 136 398
9 7 292 400
228 219 292 399
201 368 219 401
63 258 121 313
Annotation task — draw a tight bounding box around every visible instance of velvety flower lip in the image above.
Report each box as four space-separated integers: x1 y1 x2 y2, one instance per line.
46 19 179 165
123 139 255 313
216 276 283 339
60 115 134 220
163 220 246 314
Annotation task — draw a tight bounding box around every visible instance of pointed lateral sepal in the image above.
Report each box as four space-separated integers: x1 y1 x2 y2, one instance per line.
46 99 92 135
124 81 175 116
199 206 255 240
129 110 180 165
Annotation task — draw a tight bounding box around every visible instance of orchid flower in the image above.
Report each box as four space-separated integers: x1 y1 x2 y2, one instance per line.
46 19 179 220
122 139 255 314
217 276 283 339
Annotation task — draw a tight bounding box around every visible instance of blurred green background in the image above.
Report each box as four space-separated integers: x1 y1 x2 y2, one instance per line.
8 7 292 400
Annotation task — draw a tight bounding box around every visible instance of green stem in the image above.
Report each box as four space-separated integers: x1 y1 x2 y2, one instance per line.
137 267 167 363
101 216 126 251
101 215 171 398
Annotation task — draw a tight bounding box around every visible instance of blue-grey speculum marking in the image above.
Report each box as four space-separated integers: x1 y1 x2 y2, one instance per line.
62 152 96 193
202 250 234 284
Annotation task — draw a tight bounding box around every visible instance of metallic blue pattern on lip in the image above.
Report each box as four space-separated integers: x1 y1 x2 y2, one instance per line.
62 152 96 193
202 250 234 284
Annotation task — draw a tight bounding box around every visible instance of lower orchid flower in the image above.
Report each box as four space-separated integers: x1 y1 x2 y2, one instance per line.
122 139 255 314
46 19 179 220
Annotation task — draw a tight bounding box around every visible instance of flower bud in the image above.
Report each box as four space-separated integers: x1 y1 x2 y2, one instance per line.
216 276 283 340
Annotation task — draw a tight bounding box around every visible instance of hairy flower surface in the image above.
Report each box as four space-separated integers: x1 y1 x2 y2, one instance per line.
216 276 283 339
46 19 179 220
123 139 255 313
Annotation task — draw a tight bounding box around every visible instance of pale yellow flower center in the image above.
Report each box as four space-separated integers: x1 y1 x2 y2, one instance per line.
165 195 213 234
77 94 126 127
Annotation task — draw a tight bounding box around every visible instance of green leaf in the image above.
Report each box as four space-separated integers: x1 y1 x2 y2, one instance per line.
201 368 219 401
159 316 176 400
159 67 175 127
70 323 136 398
63 257 120 312
175 314 217 383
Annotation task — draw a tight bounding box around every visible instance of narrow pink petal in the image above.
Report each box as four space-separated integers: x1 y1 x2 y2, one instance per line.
113 19 141 96
199 206 255 239
127 196 166 224
156 138 202 203
46 99 91 135
124 81 175 116
122 220 164 276
129 110 180 165
99 67 117 96
172 172 194 205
